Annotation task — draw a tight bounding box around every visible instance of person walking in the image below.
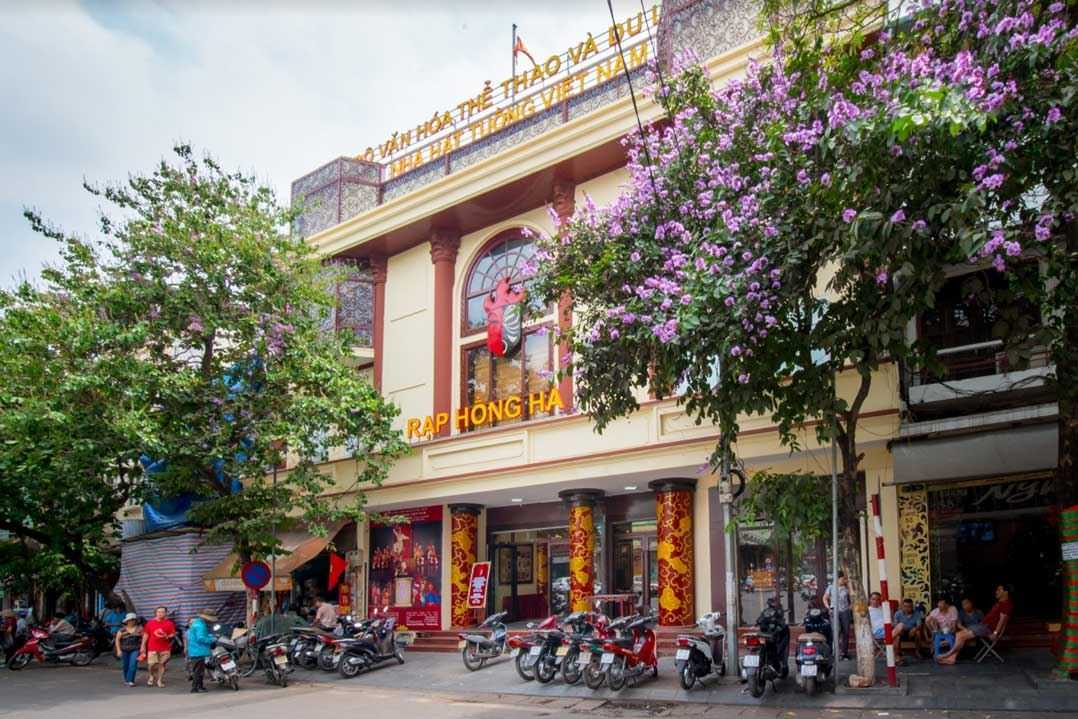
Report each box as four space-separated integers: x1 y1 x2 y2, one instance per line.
114 614 143 687
185 609 217 693
141 606 177 687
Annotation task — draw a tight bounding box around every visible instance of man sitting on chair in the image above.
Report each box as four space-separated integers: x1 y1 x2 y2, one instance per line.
868 592 886 641
938 584 1012 664
892 598 925 663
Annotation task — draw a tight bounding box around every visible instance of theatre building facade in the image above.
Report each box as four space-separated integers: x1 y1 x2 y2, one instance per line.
288 0 1062 636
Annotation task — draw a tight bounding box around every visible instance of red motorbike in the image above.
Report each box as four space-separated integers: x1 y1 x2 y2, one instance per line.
601 614 658 690
7 626 98 670
507 614 557 682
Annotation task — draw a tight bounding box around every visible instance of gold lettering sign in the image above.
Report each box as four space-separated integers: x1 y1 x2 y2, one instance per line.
405 388 564 439
361 5 661 177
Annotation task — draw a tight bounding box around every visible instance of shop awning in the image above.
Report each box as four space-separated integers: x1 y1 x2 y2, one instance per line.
889 423 1056 485
203 522 346 592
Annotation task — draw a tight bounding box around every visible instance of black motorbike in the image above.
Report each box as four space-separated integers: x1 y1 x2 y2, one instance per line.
338 614 405 679
795 607 833 696
458 611 509 671
740 599 790 699
239 633 292 687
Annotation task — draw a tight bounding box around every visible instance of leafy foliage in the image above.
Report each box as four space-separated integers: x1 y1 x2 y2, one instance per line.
1 145 409 581
730 471 832 563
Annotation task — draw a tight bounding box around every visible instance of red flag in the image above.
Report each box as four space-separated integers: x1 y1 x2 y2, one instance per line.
513 35 537 67
328 552 347 591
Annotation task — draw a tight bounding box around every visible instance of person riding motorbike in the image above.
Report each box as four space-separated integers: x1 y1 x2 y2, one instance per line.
47 612 76 644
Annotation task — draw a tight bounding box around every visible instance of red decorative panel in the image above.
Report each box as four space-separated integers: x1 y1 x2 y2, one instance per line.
568 504 595 612
450 509 479 627
656 489 694 626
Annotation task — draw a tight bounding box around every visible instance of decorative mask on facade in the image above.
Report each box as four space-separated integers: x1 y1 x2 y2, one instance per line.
484 276 525 358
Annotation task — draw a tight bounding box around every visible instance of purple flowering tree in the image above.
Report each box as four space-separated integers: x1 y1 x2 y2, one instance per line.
10 146 409 576
534 0 1075 677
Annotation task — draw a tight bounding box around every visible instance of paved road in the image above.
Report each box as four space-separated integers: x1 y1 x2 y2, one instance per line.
2 653 1076 719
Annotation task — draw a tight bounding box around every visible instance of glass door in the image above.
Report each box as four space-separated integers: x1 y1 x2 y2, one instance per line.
612 521 658 615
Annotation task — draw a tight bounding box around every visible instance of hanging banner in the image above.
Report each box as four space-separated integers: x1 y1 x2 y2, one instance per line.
467 562 492 609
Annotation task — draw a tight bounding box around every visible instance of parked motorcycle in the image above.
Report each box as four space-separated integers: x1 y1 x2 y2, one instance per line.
458 611 509 671
602 614 659 691
675 611 727 689
529 615 571 684
290 626 335 669
239 633 292 687
795 607 833 696
741 599 790 699
6 626 98 670
508 614 557 682
558 611 608 685
580 615 630 690
337 610 405 679
206 625 241 691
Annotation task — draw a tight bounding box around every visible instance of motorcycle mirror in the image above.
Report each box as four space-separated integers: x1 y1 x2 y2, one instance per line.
213 624 222 631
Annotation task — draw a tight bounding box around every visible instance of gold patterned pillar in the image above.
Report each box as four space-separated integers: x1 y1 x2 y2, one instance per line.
897 485 931 607
449 504 482 628
650 479 695 626
535 541 549 599
560 490 604 613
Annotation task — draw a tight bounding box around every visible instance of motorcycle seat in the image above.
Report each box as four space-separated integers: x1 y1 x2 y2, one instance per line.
293 627 333 636
799 632 828 642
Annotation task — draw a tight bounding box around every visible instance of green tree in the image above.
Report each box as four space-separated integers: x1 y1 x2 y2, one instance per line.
2 145 409 596
535 0 1075 679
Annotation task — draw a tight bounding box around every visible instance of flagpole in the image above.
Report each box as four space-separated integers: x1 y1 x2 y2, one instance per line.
511 23 517 103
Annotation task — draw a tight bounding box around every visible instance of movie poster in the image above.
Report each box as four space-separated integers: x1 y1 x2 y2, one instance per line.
369 505 442 630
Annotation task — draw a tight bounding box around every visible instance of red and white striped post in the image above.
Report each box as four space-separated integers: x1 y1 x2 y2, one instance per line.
870 493 897 687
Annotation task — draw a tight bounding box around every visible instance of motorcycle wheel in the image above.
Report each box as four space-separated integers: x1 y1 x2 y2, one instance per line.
298 652 317 670
394 647 405 665
583 659 605 690
749 670 765 698
607 656 628 691
229 674 239 691
583 659 606 690
561 649 582 685
240 654 259 678
278 670 288 688
804 676 817 697
679 662 696 690
339 657 363 679
514 650 535 682
7 654 32 671
71 652 92 667
317 646 337 671
535 655 557 684
719 659 727 677
461 644 484 671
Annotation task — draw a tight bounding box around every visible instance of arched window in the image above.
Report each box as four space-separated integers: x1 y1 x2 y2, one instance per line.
460 228 554 430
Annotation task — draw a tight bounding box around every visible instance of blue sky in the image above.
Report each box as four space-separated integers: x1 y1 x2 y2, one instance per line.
0 0 643 286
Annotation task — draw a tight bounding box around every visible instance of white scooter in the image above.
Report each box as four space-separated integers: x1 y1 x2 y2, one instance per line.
674 611 727 689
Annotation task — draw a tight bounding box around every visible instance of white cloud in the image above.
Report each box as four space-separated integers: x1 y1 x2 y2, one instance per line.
0 0 648 285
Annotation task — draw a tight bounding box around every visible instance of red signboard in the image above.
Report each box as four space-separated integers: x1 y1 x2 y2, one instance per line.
467 561 491 609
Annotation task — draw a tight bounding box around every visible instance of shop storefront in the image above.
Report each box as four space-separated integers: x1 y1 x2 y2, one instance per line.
898 472 1062 621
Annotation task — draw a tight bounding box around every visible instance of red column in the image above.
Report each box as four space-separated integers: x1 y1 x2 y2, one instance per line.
559 489 604 612
449 503 482 628
370 256 387 393
550 179 575 413
649 479 696 626
430 229 460 437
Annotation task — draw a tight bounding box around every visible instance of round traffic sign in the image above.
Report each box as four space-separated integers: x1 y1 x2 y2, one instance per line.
241 560 272 590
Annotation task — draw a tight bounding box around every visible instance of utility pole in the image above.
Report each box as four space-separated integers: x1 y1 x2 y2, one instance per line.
716 357 739 674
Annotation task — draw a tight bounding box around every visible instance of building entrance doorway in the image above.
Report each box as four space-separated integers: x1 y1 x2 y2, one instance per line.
490 527 566 621
928 474 1060 621
612 521 658 614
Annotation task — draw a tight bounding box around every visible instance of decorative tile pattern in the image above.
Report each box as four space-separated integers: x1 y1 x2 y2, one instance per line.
568 504 596 613
341 183 379 220
898 484 932 607
667 0 761 66
295 184 341 239
291 158 343 199
450 108 563 173
383 161 447 203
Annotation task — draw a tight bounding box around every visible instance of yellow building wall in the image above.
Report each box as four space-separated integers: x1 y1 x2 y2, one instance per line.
383 243 435 434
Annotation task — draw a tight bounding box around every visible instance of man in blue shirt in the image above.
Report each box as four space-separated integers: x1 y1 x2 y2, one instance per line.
185 609 217 693
892 598 926 663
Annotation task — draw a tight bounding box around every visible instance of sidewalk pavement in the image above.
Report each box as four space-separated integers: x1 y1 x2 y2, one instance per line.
288 648 1078 713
